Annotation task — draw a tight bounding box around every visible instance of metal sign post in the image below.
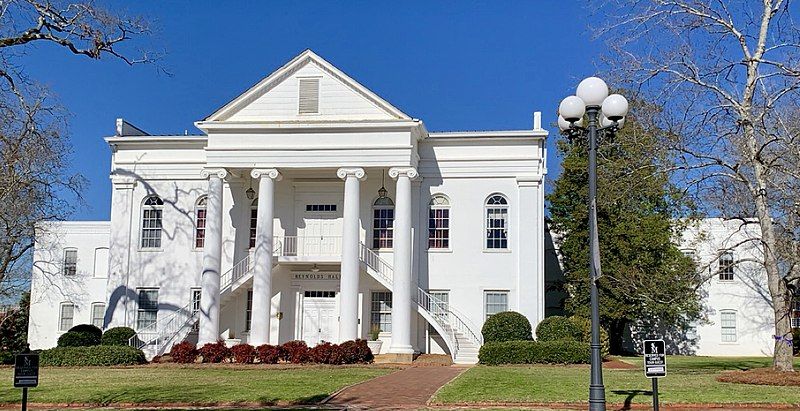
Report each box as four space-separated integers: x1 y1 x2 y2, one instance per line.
643 339 666 411
13 346 39 411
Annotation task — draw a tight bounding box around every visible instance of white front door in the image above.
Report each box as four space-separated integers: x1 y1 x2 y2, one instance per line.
297 201 343 256
301 291 338 346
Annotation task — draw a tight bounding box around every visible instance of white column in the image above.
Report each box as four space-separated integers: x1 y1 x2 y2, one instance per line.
249 168 281 346
517 177 542 329
388 167 417 355
105 174 136 328
337 167 366 341
199 168 227 344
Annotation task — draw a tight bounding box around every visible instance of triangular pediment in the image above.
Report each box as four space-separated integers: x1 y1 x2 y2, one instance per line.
205 50 411 122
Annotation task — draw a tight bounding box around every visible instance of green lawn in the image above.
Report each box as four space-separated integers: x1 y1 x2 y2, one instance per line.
433 356 800 406
0 365 394 406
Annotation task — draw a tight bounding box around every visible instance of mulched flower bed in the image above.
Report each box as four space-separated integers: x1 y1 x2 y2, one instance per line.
717 367 800 386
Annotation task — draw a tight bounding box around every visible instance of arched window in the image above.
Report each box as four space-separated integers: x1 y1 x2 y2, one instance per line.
194 196 207 248
249 198 258 249
428 195 450 249
372 196 394 249
485 194 508 249
141 196 164 249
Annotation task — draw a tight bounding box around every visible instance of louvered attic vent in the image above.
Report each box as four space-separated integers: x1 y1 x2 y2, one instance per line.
298 78 320 114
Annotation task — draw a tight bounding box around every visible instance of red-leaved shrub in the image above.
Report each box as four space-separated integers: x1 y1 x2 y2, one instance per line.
340 339 374 364
198 340 231 363
309 341 344 364
256 344 281 364
170 341 199 364
280 340 309 363
230 343 256 364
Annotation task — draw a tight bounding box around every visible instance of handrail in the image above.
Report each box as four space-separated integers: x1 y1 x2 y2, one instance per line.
278 235 343 257
357 241 483 358
128 300 197 355
220 240 283 292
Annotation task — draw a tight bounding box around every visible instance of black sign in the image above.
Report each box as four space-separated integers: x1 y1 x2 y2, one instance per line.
644 339 666 378
13 353 39 388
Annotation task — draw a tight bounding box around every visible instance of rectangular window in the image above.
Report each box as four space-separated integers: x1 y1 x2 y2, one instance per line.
59 303 75 331
245 290 253 332
719 251 735 281
298 78 320 114
304 290 336 298
428 208 450 249
485 291 508 319
63 249 77 276
141 208 163 248
429 290 449 321
305 204 337 212
136 289 159 330
249 208 257 248
191 288 201 332
91 303 105 329
195 208 207 248
720 310 737 342
372 208 394 249
486 207 508 249
371 291 392 333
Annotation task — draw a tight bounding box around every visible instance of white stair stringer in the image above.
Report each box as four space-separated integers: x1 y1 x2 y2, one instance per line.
129 301 198 360
359 243 483 364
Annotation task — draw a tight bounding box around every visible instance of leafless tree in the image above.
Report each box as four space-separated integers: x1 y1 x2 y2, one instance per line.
597 0 800 370
0 0 157 297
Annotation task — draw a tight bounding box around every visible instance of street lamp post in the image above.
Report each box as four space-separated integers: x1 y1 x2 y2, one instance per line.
558 77 629 411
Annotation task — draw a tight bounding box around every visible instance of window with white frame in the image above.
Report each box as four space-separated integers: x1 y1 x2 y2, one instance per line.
136 288 158 330
485 291 508 319
371 291 392 333
718 251 735 281
140 196 164 248
91 303 105 328
195 196 207 248
428 290 449 321
372 197 394 249
485 195 509 249
191 288 201 332
428 195 450 249
249 198 257 249
720 310 737 342
63 248 77 276
245 289 253 332
59 302 74 331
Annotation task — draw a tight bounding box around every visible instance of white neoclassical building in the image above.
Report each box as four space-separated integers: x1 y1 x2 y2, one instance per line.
27 50 548 363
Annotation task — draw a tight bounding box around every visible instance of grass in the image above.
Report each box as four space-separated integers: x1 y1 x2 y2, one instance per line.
0 365 394 406
433 356 800 406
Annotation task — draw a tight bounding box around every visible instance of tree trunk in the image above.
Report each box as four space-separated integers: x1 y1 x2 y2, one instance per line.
609 320 626 355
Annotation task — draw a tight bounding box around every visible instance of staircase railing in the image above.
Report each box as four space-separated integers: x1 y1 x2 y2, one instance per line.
357 242 483 356
129 300 197 355
220 240 283 292
359 242 393 285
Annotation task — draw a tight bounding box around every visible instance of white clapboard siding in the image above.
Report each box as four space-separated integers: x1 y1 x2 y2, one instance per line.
228 62 395 121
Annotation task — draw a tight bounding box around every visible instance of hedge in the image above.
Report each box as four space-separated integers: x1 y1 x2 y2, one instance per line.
481 311 533 343
536 316 582 342
101 327 136 346
569 316 610 359
478 340 590 365
40 346 146 366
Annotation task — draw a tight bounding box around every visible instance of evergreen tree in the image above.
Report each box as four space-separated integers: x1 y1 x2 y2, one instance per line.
547 100 701 353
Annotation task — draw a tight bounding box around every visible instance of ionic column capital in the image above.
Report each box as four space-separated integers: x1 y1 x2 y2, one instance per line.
336 167 367 181
388 167 419 181
251 168 282 181
200 168 228 179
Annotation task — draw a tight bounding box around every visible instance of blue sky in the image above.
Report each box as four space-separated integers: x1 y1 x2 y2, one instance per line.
23 1 605 221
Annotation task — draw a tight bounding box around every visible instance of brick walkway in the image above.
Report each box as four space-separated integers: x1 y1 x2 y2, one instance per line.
324 366 466 410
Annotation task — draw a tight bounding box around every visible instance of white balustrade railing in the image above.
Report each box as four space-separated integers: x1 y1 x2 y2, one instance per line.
279 235 342 257
129 301 197 355
359 242 393 285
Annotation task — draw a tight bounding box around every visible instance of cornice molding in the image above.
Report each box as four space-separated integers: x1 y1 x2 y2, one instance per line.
336 167 366 181
251 168 283 181
200 168 228 179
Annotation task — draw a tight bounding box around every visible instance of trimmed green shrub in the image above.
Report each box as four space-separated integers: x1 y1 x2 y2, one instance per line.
568 316 610 359
0 351 13 365
535 316 582 342
101 327 136 346
481 311 533 343
40 346 146 366
57 331 99 347
478 340 590 365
